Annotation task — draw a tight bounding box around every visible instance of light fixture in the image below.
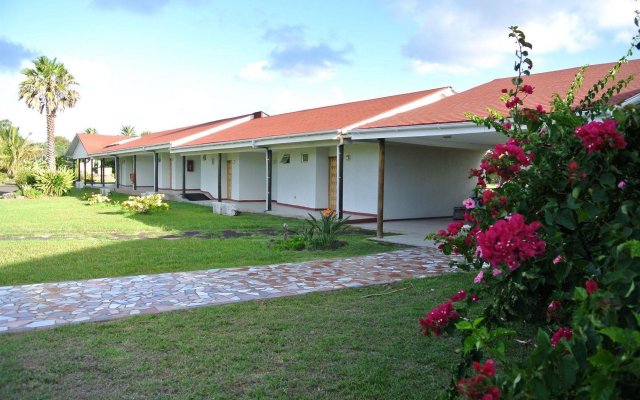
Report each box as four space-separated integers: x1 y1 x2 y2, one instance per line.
203 155 207 160
345 154 351 161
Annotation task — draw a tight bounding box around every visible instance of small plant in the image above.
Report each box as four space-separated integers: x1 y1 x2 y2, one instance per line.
35 167 74 196
14 167 38 190
305 208 350 248
21 184 43 199
87 193 111 205
273 236 307 251
121 193 169 214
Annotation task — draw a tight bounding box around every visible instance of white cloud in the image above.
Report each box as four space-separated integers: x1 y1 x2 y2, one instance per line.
395 0 639 75
237 60 273 82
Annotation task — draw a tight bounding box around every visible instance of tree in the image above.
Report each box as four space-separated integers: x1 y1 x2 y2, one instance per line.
140 130 152 136
83 127 97 134
54 136 70 158
120 125 137 137
0 124 41 178
18 56 79 170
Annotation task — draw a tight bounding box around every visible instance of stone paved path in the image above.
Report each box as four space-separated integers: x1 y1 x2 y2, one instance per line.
0 247 456 334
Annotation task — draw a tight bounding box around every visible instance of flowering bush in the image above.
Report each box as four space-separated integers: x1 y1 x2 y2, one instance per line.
86 193 111 205
120 193 169 214
425 25 640 399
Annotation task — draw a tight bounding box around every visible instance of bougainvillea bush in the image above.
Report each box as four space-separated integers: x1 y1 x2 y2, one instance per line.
424 26 640 399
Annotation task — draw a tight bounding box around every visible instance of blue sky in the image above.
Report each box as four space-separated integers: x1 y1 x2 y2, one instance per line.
0 0 638 142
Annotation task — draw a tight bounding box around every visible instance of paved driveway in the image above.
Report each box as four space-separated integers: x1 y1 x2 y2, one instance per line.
0 184 17 195
0 247 457 334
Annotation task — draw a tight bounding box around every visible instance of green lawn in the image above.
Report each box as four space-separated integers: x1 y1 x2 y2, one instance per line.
0 189 400 286
0 274 472 400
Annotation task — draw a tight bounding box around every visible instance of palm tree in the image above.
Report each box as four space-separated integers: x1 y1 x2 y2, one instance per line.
83 127 97 135
0 125 41 178
120 125 137 137
18 56 79 170
140 130 152 136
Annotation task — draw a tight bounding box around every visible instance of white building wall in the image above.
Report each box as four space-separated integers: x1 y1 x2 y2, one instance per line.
135 154 154 188
170 155 182 190
185 156 201 190
314 147 329 209
238 152 265 201
158 152 171 190
274 148 320 208
384 144 484 219
119 156 134 187
343 143 379 215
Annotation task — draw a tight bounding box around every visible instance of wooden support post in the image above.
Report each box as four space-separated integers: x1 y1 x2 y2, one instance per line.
83 159 87 185
338 144 344 219
133 155 137 191
182 156 186 197
90 159 94 186
77 159 81 182
266 149 272 211
376 139 385 239
217 153 222 202
100 159 105 187
154 153 159 192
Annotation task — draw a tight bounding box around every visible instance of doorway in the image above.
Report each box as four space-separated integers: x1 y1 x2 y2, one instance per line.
328 156 337 210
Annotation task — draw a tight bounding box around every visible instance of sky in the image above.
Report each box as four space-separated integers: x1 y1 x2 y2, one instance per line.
0 0 638 142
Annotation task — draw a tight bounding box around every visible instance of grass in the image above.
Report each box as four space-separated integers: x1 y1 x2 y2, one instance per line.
0 274 473 400
0 189 400 286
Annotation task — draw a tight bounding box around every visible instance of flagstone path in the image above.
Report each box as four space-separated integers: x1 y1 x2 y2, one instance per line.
0 247 457 334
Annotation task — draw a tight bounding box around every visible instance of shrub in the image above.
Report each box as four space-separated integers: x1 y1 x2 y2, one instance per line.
14 167 38 190
273 236 307 251
21 184 43 199
35 167 74 196
424 26 640 399
86 193 111 205
305 208 350 247
121 193 169 214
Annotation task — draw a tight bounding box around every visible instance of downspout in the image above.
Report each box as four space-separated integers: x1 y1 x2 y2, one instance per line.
217 153 222 202
337 135 344 220
154 152 159 193
182 155 186 197
265 148 272 211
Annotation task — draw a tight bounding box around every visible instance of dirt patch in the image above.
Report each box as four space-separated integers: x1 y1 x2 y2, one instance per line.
218 230 253 239
255 228 279 236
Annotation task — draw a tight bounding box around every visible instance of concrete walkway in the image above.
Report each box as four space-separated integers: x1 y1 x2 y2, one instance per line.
0 247 456 334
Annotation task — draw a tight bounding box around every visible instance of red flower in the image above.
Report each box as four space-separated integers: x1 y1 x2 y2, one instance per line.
476 214 546 270
474 358 496 377
419 301 459 336
568 161 579 172
585 280 598 294
574 120 627 153
457 359 501 399
502 121 512 130
546 300 561 320
551 327 573 347
501 88 508 93
536 104 545 113
450 289 467 302
522 84 534 94
471 293 480 302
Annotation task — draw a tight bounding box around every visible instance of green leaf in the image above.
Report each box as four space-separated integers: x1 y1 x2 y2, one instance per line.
588 349 616 370
455 320 473 330
556 209 577 230
599 172 616 188
574 287 588 301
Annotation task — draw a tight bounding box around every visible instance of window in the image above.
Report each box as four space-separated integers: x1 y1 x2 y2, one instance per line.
280 154 291 164
301 153 309 163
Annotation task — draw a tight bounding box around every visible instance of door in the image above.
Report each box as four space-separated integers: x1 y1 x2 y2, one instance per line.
328 156 337 210
226 160 233 199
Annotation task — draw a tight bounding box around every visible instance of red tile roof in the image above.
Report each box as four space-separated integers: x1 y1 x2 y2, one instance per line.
360 60 640 129
99 114 255 153
76 134 123 155
178 88 449 147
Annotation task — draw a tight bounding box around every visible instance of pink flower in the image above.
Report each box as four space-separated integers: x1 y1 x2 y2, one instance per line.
585 280 598 294
492 268 502 276
618 180 626 189
553 255 564 264
551 327 573 347
502 121 512 130
476 214 546 270
419 301 459 336
536 104 545 113
450 289 467 302
463 198 476 209
474 270 485 284
522 84 534 94
574 120 627 153
546 300 561 320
